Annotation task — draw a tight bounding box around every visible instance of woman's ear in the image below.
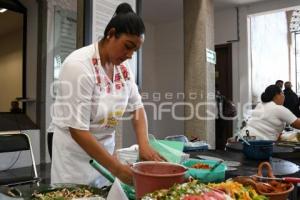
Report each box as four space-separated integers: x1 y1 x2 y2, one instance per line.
107 28 116 39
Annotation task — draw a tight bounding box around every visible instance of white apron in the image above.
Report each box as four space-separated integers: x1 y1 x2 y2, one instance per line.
51 43 131 187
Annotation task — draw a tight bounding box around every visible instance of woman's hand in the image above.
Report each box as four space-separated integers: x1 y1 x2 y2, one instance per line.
115 164 134 185
139 144 166 162
130 108 166 162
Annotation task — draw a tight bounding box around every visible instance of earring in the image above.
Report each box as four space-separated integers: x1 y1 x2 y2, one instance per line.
107 36 110 39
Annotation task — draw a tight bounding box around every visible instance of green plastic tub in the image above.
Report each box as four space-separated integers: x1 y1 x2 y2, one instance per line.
182 159 227 183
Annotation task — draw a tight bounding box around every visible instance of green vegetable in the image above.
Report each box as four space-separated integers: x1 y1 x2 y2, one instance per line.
142 180 210 200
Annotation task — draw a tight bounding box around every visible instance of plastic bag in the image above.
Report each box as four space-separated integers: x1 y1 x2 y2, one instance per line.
149 134 189 164
116 144 139 165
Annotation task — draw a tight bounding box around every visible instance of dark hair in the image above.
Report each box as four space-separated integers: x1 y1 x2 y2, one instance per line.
275 80 283 85
261 85 282 103
284 81 292 89
103 3 145 39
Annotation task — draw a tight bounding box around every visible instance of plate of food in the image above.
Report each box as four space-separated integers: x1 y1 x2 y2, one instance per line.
182 159 227 183
31 183 110 200
142 179 268 200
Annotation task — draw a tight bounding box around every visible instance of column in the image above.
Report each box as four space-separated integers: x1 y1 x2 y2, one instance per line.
184 0 215 148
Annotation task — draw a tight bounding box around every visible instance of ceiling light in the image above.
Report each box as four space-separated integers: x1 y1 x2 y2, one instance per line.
0 8 7 13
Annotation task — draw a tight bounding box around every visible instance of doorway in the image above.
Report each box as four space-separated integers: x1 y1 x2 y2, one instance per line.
215 43 233 150
0 2 25 113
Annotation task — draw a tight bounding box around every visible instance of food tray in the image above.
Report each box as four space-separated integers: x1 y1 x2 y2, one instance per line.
182 159 226 183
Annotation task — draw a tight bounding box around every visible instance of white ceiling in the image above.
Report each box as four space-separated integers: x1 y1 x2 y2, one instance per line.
214 0 273 10
142 0 272 23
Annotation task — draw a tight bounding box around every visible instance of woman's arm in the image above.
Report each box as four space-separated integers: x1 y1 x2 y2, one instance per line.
131 107 166 161
291 119 300 129
69 127 133 185
277 105 299 129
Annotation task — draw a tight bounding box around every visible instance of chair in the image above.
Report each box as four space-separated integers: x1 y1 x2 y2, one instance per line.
0 132 40 186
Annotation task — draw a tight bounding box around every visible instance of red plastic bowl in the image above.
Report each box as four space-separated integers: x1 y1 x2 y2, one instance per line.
132 161 187 199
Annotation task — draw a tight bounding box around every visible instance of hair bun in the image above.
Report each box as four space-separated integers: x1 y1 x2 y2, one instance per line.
260 84 281 103
261 92 268 102
115 3 134 15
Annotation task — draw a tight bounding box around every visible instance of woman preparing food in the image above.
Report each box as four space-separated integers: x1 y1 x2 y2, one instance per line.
241 84 300 140
50 2 164 187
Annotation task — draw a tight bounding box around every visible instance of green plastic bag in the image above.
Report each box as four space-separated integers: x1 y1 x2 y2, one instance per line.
149 134 189 164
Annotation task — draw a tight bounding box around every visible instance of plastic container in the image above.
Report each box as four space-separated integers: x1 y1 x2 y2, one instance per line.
182 159 226 183
116 145 139 165
164 135 189 143
164 135 209 152
132 161 187 199
183 141 209 152
243 140 274 160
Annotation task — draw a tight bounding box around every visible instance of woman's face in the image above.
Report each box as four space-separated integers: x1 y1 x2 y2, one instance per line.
106 33 144 65
274 92 285 105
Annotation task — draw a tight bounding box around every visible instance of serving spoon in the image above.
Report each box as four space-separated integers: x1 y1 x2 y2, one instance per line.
252 175 300 183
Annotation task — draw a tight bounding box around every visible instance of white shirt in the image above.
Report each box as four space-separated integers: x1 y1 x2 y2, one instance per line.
50 43 143 186
242 101 297 140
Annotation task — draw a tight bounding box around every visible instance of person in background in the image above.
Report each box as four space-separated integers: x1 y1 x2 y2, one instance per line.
283 81 300 117
50 3 164 187
275 80 283 90
241 85 300 140
10 101 22 113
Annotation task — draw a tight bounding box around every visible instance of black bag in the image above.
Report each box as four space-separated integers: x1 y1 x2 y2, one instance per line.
216 92 237 118
222 97 237 117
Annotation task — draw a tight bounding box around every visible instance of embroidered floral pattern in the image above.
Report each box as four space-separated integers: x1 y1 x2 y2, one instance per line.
94 67 101 85
115 73 121 82
113 64 130 91
92 58 98 65
115 83 122 90
92 58 130 93
120 64 130 80
104 76 111 93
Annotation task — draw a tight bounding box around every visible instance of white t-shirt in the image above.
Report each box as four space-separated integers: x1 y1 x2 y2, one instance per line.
50 43 143 186
242 101 297 140
52 43 143 131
